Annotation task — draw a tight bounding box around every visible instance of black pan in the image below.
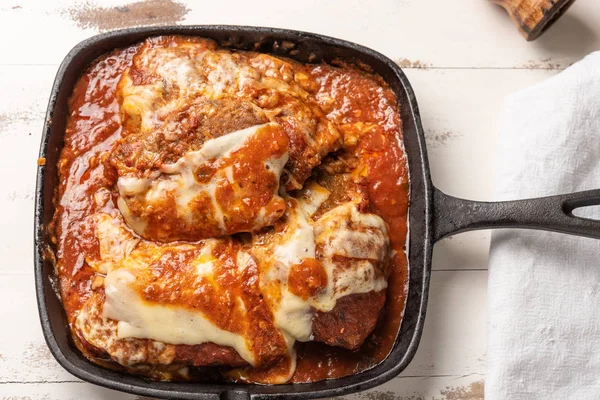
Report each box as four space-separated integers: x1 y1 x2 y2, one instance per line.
34 25 600 400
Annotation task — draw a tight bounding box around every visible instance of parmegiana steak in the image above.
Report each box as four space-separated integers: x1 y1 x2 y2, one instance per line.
51 35 409 384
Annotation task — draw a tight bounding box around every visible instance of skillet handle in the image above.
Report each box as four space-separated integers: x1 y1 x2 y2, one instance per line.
433 188 600 242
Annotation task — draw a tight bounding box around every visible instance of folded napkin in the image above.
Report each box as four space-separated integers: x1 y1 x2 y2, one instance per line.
487 52 600 399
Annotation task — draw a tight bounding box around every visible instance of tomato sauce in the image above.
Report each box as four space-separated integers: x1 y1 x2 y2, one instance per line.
51 37 410 384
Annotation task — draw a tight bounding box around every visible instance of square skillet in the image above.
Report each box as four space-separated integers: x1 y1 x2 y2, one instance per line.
40 25 600 399
35 25 431 399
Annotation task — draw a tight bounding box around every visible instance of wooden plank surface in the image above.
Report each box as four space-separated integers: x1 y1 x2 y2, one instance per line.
1 0 599 398
0 0 598 69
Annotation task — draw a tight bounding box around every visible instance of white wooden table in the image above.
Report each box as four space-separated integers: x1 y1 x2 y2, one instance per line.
1 1 599 398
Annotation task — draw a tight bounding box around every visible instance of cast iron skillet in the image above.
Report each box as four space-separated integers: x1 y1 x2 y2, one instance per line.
34 25 600 400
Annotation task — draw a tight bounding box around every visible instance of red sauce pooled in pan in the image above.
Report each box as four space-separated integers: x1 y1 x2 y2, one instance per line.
50 36 409 383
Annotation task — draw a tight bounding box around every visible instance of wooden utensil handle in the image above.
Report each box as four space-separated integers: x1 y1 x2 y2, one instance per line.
491 0 577 41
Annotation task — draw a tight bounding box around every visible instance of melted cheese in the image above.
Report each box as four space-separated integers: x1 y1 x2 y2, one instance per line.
312 202 390 312
122 48 261 132
332 260 388 298
74 286 179 368
267 201 316 342
296 181 331 217
117 123 288 237
164 123 262 166
256 199 390 343
272 206 315 269
89 213 139 274
93 212 258 366
103 268 255 365
119 73 164 133
190 240 219 276
117 175 152 196
115 197 148 235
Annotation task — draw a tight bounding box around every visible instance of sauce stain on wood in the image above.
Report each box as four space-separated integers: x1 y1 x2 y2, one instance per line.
7 190 33 202
0 110 43 133
425 129 461 148
521 59 563 70
65 0 190 32
0 111 31 125
440 380 484 400
23 342 56 370
395 58 431 70
338 390 425 400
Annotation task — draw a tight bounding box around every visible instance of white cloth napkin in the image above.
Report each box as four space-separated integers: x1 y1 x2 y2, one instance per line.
487 52 600 399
